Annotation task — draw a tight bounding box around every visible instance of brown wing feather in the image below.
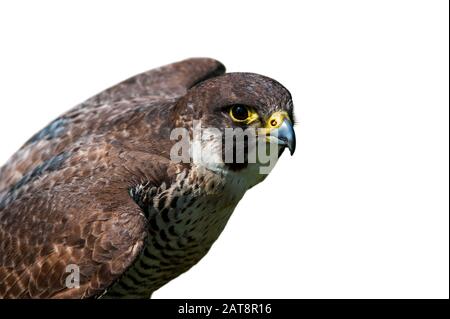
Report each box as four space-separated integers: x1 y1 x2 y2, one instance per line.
0 57 225 193
85 57 225 104
0 141 180 298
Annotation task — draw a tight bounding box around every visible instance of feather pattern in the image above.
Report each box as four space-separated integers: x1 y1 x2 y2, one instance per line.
0 58 294 298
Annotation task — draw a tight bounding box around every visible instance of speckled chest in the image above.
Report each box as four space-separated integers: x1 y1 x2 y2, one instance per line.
103 167 248 298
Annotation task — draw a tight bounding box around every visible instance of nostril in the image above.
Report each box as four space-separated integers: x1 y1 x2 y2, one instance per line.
270 119 277 127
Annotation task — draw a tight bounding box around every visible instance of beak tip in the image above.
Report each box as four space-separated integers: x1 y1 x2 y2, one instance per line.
281 120 296 156
287 140 296 156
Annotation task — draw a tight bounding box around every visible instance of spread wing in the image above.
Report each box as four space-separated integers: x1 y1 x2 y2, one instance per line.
0 144 175 299
0 58 225 194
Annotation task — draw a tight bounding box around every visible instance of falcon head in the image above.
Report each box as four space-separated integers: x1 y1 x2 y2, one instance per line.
172 72 296 186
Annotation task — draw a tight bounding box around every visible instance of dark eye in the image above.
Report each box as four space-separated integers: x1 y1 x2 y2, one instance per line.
230 105 249 121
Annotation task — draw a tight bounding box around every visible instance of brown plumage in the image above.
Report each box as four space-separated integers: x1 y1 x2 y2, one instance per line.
0 58 295 298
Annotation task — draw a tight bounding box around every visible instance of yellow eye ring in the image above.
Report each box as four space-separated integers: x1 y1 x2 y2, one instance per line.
229 105 258 124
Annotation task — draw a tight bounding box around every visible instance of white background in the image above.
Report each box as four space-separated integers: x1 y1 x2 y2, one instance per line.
0 1 448 298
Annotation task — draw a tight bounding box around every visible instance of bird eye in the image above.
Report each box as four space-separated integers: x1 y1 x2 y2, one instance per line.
229 105 250 121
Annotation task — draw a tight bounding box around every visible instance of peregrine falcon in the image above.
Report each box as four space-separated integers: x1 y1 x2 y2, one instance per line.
0 58 296 298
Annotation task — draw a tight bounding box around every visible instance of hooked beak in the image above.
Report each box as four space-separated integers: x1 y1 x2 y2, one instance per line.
271 118 296 155
264 111 296 156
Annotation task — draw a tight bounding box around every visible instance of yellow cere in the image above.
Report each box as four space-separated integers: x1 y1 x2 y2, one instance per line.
265 111 290 130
